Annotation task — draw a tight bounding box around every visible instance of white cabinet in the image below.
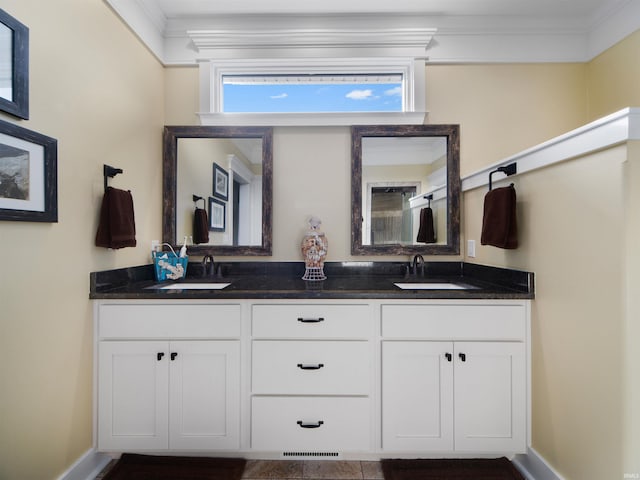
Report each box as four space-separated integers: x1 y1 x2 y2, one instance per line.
453 341 525 452
98 341 169 451
94 298 529 457
96 304 241 452
382 341 454 451
250 303 373 453
381 303 528 454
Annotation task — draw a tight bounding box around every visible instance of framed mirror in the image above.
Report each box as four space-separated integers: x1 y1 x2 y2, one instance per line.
351 124 460 255
163 126 273 256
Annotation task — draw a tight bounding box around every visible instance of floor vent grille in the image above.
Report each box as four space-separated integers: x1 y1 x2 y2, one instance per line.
282 452 340 458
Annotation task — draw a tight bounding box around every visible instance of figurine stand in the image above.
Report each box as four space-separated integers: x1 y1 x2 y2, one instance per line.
302 266 326 281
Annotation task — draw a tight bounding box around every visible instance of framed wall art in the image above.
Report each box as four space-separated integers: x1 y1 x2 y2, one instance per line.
208 196 226 232
0 119 57 222
0 9 28 119
212 163 228 201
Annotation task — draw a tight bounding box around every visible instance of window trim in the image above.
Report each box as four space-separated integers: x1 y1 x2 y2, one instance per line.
197 58 427 126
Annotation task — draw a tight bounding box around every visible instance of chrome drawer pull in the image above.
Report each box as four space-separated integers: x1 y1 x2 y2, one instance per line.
297 420 324 429
297 363 325 370
297 317 325 323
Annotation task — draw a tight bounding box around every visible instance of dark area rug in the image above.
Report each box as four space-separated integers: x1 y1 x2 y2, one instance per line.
381 457 525 480
102 453 246 480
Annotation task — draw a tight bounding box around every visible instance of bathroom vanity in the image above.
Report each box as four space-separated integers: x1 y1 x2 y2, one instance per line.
91 262 533 459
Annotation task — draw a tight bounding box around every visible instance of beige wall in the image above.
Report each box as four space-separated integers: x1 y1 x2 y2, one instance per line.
459 32 640 480
587 29 640 120
0 1 164 479
425 63 589 176
464 147 627 479
1 1 638 478
165 64 592 261
624 141 640 475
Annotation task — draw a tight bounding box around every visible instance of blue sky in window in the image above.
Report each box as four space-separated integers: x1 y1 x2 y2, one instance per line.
223 83 403 113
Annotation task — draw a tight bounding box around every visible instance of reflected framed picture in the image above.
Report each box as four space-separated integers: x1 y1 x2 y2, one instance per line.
0 119 57 222
208 196 226 232
212 163 228 201
0 9 28 119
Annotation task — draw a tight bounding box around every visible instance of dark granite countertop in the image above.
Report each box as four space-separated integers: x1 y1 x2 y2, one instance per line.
90 261 534 300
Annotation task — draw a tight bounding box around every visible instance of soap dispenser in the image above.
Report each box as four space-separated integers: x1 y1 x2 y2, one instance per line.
179 236 188 258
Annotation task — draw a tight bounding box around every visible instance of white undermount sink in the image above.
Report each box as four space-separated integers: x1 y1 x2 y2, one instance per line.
154 282 231 290
394 282 474 290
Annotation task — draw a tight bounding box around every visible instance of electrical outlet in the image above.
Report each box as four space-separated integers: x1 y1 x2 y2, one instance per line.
467 239 476 258
151 240 160 252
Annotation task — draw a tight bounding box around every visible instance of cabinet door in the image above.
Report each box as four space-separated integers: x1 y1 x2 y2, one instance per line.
382 341 454 451
98 341 169 451
169 340 240 450
454 342 526 453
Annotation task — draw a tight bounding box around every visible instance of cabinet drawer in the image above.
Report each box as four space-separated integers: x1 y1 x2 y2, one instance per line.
251 396 371 452
381 304 525 341
98 304 241 339
252 341 370 395
252 304 371 339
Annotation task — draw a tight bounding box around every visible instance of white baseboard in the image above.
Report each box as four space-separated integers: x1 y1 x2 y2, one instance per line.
513 447 565 480
59 446 561 480
57 448 112 480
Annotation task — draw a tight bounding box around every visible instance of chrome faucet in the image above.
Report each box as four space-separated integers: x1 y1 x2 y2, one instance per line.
412 254 425 276
202 254 215 277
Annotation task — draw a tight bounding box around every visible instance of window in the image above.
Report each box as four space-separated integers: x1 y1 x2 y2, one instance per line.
198 58 426 126
222 73 403 113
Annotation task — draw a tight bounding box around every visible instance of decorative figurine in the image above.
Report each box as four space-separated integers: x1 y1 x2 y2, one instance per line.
301 216 328 281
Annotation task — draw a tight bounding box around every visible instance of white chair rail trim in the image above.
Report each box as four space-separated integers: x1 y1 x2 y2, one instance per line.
462 107 640 193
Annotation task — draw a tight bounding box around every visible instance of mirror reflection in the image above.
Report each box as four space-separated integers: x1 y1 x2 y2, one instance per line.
362 136 447 246
163 126 273 256
176 137 263 247
351 125 460 256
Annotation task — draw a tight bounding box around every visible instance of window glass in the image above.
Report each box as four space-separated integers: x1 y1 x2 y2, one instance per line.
222 74 403 113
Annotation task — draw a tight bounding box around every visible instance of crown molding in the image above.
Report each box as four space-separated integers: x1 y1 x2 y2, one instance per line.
104 0 640 65
187 27 437 53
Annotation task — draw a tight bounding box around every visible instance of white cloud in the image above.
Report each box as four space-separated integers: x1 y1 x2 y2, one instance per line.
346 89 374 100
384 86 402 96
270 93 288 99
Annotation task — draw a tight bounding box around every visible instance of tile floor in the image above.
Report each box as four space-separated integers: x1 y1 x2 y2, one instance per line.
95 459 385 480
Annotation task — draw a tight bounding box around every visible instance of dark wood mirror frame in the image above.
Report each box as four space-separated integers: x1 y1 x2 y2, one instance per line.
162 125 273 256
351 124 460 256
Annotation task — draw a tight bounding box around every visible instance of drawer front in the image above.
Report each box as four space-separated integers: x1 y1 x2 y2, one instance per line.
99 304 241 339
381 304 526 341
251 396 371 452
252 304 371 339
252 341 370 395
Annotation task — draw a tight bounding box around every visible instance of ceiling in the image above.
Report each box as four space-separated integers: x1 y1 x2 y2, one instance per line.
143 0 620 19
106 0 639 64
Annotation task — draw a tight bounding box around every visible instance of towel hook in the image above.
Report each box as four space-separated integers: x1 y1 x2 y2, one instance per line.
103 164 123 193
192 194 206 208
489 163 517 191
422 193 433 208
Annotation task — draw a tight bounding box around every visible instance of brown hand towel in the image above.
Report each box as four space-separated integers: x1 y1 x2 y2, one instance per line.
416 207 436 243
95 187 136 249
193 207 209 244
481 184 518 249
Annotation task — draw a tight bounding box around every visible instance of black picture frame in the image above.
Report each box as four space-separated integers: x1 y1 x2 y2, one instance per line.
0 9 29 120
0 119 57 222
212 163 229 201
208 196 226 232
